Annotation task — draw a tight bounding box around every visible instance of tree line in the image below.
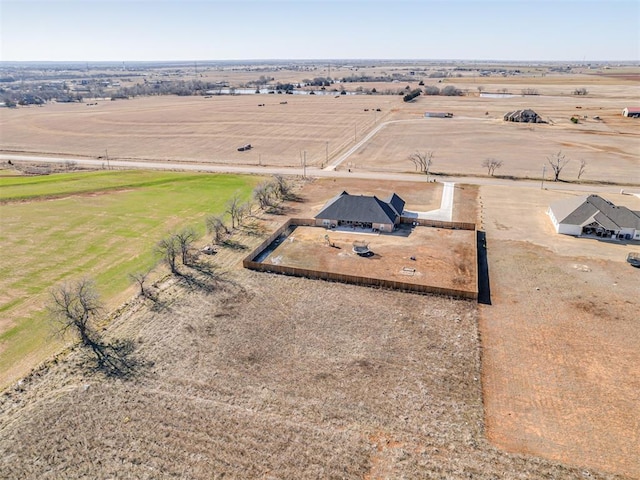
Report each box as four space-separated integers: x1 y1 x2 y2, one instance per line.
48 175 295 376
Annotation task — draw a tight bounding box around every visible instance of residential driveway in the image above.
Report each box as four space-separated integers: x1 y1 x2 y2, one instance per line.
404 182 454 221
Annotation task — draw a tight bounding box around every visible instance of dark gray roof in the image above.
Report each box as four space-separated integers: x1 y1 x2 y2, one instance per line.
552 194 640 230
315 191 404 224
385 193 405 216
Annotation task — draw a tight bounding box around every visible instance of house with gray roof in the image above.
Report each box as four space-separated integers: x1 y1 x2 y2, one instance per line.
315 191 405 233
503 109 544 123
548 195 640 240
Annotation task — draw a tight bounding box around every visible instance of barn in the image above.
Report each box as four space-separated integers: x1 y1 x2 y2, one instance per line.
548 195 640 240
622 107 640 118
315 191 405 233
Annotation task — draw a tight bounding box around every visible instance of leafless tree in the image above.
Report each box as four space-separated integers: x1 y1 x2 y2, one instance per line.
408 151 434 176
273 174 292 200
547 151 570 182
206 214 228 244
577 159 587 180
129 268 153 298
226 193 244 229
254 181 277 210
48 279 134 375
477 86 484 94
174 228 198 265
481 158 504 176
156 235 180 273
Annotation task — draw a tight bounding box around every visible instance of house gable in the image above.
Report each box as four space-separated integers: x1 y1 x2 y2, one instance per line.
315 192 405 226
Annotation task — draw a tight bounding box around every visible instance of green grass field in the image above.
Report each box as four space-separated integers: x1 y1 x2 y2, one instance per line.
0 170 261 388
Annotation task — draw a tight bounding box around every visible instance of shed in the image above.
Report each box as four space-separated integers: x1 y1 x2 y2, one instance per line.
622 107 640 118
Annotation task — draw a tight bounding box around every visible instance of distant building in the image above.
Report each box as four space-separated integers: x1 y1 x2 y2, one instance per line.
622 107 640 118
315 191 405 232
424 112 453 118
503 109 543 123
548 195 640 240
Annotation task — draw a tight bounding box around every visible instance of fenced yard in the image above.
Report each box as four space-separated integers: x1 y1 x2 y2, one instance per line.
244 218 477 299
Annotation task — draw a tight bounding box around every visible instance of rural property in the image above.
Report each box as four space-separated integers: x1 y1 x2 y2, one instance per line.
0 60 639 479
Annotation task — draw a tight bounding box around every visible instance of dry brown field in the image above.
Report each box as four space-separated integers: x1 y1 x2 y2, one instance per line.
0 94 397 168
478 186 640 478
2 72 638 185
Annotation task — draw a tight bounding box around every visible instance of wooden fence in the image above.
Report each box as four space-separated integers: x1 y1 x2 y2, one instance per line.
243 217 478 300
399 217 476 231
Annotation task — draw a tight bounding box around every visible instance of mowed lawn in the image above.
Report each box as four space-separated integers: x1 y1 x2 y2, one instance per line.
0 170 260 388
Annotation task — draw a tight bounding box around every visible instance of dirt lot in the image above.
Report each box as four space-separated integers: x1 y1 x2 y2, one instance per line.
261 224 476 294
479 185 640 477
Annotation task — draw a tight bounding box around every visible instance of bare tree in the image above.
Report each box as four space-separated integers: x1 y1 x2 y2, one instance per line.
477 86 484 94
226 193 244 229
547 151 570 182
48 279 134 375
408 151 434 176
206 214 228 244
129 268 152 298
273 174 292 200
156 235 180 273
254 181 277 210
577 159 587 180
174 228 198 265
481 158 504 176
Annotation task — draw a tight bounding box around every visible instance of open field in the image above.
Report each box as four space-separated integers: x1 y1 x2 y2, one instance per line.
1 62 639 478
258 224 476 294
0 94 396 168
478 186 640 477
0 226 625 479
0 170 260 388
1 72 638 184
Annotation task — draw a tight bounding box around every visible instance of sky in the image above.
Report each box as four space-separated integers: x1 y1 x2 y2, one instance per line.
1 0 638 62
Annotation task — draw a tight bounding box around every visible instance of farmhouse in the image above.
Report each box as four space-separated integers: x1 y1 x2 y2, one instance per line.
315 191 405 232
622 107 640 118
503 109 543 123
548 195 640 240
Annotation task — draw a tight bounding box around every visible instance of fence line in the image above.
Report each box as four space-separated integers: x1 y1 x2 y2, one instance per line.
399 217 475 231
243 217 478 300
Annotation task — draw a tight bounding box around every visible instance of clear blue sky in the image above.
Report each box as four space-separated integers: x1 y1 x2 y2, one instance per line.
1 0 638 62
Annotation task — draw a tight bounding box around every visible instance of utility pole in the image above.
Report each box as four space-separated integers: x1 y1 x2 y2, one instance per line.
325 141 329 167
303 151 307 178
541 165 546 189
105 148 110 170
354 124 357 142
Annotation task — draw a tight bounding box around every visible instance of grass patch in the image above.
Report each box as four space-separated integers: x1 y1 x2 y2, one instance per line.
0 170 261 387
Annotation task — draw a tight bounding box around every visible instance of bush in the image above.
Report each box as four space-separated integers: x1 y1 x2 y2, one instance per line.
441 85 462 96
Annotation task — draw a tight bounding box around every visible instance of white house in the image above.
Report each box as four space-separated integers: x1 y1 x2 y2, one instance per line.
622 107 640 118
548 195 640 240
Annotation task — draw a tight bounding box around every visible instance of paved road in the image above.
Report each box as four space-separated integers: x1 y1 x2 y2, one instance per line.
2 153 637 196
